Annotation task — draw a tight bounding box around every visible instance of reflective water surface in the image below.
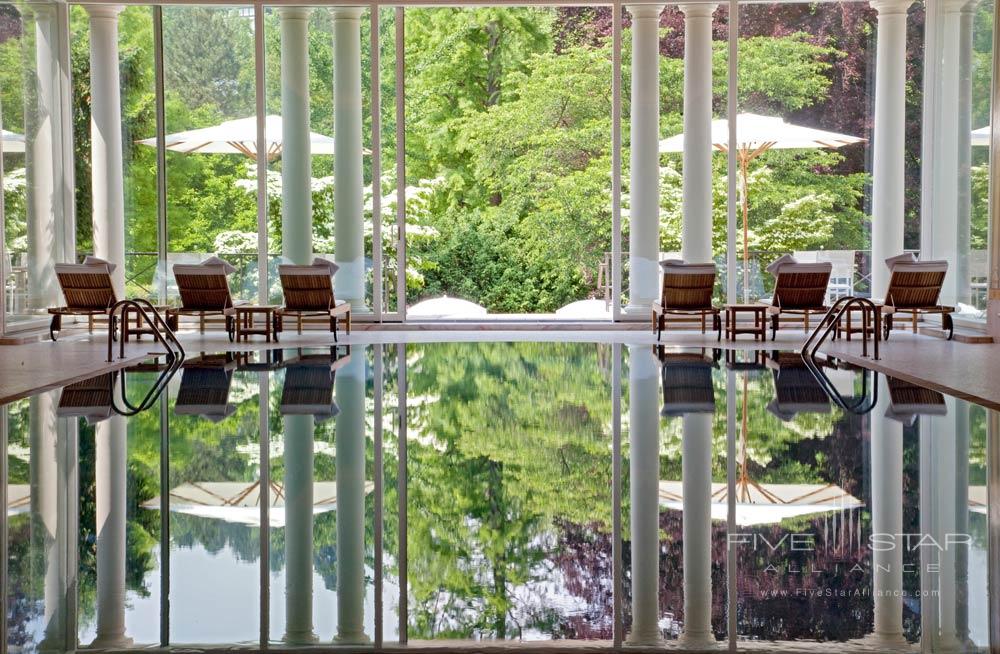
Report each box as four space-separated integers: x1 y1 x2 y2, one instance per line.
1 342 995 651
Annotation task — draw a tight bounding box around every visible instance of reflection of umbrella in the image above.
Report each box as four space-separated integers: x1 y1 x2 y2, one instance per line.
141 480 374 528
1 128 25 153
408 295 487 320
137 115 336 161
7 485 30 516
972 125 990 146
658 480 862 526
969 486 987 515
660 114 865 302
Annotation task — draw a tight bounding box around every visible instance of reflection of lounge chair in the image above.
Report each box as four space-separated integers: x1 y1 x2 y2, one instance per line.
175 354 238 422
652 261 721 341
879 255 954 340
279 349 351 420
57 373 115 424
167 257 240 341
658 349 718 416
766 351 830 420
883 376 947 426
275 259 351 340
763 256 832 339
49 258 118 341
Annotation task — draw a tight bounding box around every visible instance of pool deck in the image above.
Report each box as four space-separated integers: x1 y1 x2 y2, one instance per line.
2 326 999 410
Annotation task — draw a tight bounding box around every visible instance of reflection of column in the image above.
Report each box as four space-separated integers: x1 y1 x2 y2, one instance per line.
284 414 317 644
679 413 714 647
279 8 313 265
678 4 716 265
333 8 367 313
627 345 661 645
869 0 913 299
868 376 907 649
335 354 368 644
92 415 131 648
30 392 68 652
934 398 961 652
86 5 126 296
624 5 663 315
952 400 971 647
930 0 976 306
26 5 61 310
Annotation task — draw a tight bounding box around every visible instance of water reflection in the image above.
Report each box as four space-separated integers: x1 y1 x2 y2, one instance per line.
1 342 995 651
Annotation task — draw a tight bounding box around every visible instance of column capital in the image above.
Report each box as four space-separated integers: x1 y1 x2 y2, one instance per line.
678 3 718 19
83 4 124 20
331 6 364 21
869 0 913 16
21 3 57 21
626 4 664 20
277 6 312 21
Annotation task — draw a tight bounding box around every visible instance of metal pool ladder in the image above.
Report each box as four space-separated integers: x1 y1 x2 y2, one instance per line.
801 296 881 362
106 299 185 363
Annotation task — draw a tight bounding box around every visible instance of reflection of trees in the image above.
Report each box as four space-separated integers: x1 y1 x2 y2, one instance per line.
403 342 614 639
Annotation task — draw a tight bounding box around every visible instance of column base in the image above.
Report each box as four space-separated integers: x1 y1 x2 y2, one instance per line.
622 301 654 319
851 633 911 651
677 630 718 649
284 630 319 646
348 300 372 315
625 631 663 647
88 635 134 649
334 632 370 646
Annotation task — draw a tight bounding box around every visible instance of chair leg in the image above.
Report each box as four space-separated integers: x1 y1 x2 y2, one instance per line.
771 314 778 341
346 311 351 334
943 312 954 340
49 314 61 341
714 313 721 342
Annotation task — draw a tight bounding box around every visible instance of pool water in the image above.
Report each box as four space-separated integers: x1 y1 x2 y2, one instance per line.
1 341 993 651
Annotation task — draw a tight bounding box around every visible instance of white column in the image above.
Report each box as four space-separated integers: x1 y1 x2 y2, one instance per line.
284 414 318 644
870 0 913 299
929 0 976 306
627 345 661 645
625 5 663 315
679 4 716 265
335 354 368 643
279 8 313 266
333 8 367 313
952 400 971 647
26 5 62 310
86 5 126 297
30 392 69 653
867 376 908 649
678 413 714 647
92 415 132 648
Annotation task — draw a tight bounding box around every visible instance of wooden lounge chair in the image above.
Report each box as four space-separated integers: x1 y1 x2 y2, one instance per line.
652 261 721 341
175 353 238 422
763 256 832 340
879 256 953 340
275 258 351 341
49 257 119 341
279 348 351 420
167 256 240 341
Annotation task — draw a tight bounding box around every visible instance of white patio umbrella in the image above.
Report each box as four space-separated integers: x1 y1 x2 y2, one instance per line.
141 480 374 528
972 125 990 146
408 295 488 320
660 113 865 301
7 485 30 517
137 115 336 161
1 128 25 153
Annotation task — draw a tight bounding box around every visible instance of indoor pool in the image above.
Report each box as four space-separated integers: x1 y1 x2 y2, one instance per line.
1 341 994 652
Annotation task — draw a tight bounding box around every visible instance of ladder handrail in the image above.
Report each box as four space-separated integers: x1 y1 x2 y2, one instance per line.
800 354 879 415
106 299 185 363
112 356 184 417
801 296 880 361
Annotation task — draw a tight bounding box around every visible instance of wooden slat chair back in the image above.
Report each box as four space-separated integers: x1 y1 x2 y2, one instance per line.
885 262 947 309
277 263 352 339
771 263 833 310
48 262 118 340
653 262 720 341
280 265 336 311
55 264 116 310
881 260 954 339
174 265 235 312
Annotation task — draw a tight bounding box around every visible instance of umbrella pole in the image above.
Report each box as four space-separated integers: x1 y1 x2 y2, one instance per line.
740 151 750 304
